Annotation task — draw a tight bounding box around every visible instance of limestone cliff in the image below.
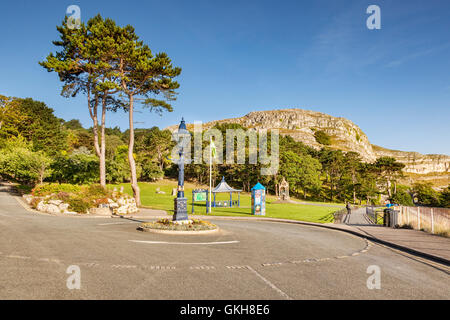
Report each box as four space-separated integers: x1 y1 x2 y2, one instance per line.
167 108 449 187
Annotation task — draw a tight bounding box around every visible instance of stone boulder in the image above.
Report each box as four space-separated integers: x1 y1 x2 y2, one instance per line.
22 194 33 205
89 207 112 216
59 203 70 213
48 199 63 206
36 201 47 212
46 204 61 214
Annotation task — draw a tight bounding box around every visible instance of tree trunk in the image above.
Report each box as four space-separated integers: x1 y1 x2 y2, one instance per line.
127 94 141 206
387 179 392 198
89 94 101 159
99 97 107 187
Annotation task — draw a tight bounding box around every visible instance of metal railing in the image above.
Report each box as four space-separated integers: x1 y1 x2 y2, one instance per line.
366 206 385 225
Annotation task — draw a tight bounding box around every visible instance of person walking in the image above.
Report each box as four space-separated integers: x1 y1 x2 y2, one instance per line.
346 202 351 215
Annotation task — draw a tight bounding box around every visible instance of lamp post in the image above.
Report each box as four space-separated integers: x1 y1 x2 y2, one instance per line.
173 118 190 221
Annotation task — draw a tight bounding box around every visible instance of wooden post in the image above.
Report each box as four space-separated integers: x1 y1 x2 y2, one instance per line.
407 206 410 225
417 207 421 230
431 208 434 234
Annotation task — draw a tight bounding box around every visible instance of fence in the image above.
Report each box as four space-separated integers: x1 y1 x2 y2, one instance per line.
366 206 385 225
395 206 450 236
333 208 347 224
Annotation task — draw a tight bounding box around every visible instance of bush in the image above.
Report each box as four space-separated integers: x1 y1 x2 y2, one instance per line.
55 191 70 202
141 160 164 181
413 183 441 207
314 130 331 145
32 183 81 197
390 187 414 206
81 184 111 198
50 150 99 184
30 197 41 209
67 196 92 214
0 138 52 185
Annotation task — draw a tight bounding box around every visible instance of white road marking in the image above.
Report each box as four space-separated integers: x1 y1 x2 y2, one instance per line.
129 240 239 245
245 266 293 300
6 255 31 260
98 222 135 226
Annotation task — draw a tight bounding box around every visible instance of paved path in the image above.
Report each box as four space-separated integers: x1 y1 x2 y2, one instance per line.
0 184 449 299
340 207 450 263
344 207 372 225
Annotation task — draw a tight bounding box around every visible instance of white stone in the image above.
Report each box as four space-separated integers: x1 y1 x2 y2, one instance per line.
46 204 61 214
59 203 69 212
48 199 63 206
89 207 111 216
23 194 33 204
36 201 47 212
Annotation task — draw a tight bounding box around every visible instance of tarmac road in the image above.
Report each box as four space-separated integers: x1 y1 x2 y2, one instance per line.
0 184 449 300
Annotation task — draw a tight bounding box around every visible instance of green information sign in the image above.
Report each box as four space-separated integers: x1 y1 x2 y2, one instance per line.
194 192 207 202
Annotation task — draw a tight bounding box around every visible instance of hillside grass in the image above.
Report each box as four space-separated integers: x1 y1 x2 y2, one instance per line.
109 179 343 224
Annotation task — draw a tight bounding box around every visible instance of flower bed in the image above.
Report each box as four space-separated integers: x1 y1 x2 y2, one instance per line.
138 219 217 231
23 183 139 215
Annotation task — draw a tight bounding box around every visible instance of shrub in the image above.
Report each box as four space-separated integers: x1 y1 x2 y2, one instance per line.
94 197 109 205
30 197 41 209
314 130 331 145
32 183 81 197
55 191 70 202
390 187 414 206
50 151 99 184
0 139 52 185
141 160 164 181
67 196 92 214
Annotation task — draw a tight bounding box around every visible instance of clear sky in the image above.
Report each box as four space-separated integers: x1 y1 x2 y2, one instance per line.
0 0 449 155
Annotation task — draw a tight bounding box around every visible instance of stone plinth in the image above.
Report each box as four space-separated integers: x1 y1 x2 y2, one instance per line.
173 197 188 221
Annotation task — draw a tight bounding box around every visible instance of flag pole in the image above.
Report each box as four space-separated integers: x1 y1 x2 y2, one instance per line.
209 136 212 214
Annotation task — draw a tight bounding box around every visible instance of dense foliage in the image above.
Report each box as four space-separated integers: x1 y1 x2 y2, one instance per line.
1 94 449 207
314 130 331 145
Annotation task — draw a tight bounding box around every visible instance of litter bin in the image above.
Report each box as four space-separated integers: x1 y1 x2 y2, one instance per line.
383 208 393 227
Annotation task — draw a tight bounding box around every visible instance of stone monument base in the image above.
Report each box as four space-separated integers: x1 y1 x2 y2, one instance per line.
173 197 188 221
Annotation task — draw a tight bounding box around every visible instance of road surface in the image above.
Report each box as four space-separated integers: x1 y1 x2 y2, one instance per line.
0 184 448 299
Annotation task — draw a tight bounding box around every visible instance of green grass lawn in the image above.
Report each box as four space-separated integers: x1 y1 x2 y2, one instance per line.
109 180 343 224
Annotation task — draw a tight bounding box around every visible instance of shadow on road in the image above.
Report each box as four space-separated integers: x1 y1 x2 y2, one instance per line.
0 180 21 195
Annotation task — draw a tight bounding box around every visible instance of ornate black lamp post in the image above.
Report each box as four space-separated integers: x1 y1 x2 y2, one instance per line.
173 118 190 221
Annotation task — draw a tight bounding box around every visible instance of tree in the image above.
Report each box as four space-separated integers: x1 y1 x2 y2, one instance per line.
51 147 99 184
374 157 405 198
343 151 362 203
0 137 52 185
99 17 181 205
390 185 414 206
0 95 29 139
440 185 450 208
280 151 321 199
40 16 122 187
63 119 84 130
412 183 441 207
297 154 322 199
319 149 345 201
145 128 174 171
0 96 67 153
357 163 379 205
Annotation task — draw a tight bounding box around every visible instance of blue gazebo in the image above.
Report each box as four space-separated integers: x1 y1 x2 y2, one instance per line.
210 177 242 208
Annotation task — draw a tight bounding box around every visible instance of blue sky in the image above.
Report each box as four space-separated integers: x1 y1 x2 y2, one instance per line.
0 0 449 155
